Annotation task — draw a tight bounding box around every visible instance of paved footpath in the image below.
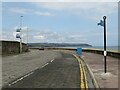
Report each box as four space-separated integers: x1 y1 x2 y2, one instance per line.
82 52 118 88
3 52 80 88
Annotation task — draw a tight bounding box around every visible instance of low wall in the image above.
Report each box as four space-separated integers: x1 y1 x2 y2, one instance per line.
33 47 120 59
82 48 120 59
0 40 29 56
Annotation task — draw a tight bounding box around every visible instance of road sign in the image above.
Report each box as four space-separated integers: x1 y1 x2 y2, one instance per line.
77 48 82 54
97 20 104 27
16 29 21 32
16 33 20 38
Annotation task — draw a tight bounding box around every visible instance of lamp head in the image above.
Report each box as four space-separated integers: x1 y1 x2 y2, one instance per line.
103 16 106 19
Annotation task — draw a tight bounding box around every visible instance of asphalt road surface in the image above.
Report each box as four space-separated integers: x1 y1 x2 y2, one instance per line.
3 52 80 88
2 50 62 86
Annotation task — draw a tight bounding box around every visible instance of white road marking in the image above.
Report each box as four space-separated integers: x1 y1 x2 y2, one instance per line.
41 63 49 68
34 67 39 70
50 59 54 62
8 59 55 86
23 72 34 78
8 72 34 86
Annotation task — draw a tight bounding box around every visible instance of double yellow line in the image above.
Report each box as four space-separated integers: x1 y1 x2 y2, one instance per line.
73 54 88 89
80 61 88 89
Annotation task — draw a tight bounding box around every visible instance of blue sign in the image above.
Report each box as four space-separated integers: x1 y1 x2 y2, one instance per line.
77 48 82 54
16 34 20 38
97 20 104 27
16 29 21 32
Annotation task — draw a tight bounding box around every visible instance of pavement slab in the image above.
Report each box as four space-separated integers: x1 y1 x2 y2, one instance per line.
81 52 118 88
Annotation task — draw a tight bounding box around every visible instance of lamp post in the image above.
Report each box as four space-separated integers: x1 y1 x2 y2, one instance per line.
27 27 28 46
98 16 107 73
103 16 107 73
20 16 23 53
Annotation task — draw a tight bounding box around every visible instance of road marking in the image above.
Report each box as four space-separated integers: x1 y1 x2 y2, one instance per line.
73 54 85 88
82 66 88 89
35 67 39 70
42 59 54 68
41 63 49 68
8 59 55 87
23 72 34 78
80 64 85 88
8 72 34 86
73 54 89 89
50 59 54 62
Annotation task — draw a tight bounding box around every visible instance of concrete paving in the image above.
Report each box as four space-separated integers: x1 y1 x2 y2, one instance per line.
3 51 80 88
81 52 118 88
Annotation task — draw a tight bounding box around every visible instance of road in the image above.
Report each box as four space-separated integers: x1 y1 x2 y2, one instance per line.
2 49 118 89
2 50 61 86
3 51 80 88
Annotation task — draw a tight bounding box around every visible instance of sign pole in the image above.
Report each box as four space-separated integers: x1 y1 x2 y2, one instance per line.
20 16 23 53
27 27 28 46
103 16 107 73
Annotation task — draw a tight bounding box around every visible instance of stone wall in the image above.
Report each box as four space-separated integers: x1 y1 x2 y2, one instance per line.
0 40 29 56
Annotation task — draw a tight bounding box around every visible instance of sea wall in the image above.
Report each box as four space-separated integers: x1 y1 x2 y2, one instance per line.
33 47 120 59
82 48 120 59
0 40 29 56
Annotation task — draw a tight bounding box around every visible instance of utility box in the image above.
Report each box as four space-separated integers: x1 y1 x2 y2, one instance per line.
77 48 82 54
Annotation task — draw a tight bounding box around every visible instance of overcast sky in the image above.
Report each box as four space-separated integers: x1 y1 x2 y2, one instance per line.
1 1 119 46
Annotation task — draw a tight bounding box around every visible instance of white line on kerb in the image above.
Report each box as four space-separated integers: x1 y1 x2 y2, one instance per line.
41 63 49 68
50 59 54 62
8 72 34 86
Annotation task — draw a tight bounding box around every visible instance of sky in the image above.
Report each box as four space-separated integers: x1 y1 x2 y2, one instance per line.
1 1 119 46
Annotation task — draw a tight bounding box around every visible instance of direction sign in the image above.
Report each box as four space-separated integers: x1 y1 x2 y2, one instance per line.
16 33 20 38
16 29 21 32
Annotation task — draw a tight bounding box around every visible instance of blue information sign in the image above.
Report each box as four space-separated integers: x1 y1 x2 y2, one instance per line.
77 48 82 54
16 34 20 38
16 29 20 32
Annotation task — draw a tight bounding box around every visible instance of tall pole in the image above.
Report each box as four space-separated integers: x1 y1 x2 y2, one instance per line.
27 27 28 46
20 16 23 53
103 16 107 73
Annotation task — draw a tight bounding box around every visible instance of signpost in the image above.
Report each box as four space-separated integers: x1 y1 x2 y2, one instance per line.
26 27 28 46
98 16 107 73
20 16 23 53
16 16 23 53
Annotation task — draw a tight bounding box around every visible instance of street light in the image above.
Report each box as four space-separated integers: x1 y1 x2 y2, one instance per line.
20 16 23 53
26 27 29 46
98 16 107 73
103 16 107 73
